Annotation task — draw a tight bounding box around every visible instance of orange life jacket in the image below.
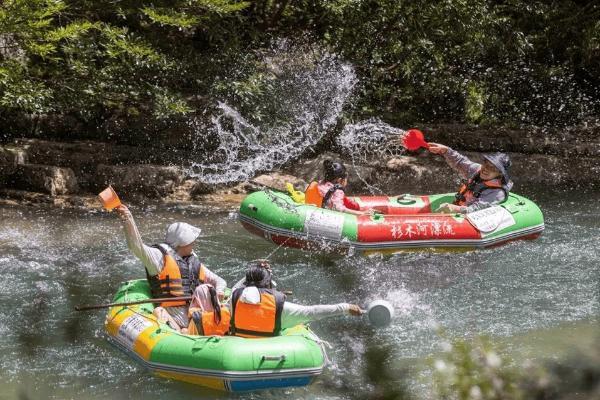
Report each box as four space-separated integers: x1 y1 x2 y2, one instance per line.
454 171 508 206
146 244 206 307
230 288 285 338
188 307 231 336
304 181 323 207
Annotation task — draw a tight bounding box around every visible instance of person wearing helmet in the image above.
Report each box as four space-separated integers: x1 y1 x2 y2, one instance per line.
115 205 227 333
427 143 513 214
229 260 363 338
304 159 372 215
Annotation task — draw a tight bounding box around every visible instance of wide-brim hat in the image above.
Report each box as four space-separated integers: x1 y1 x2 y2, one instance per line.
482 152 511 182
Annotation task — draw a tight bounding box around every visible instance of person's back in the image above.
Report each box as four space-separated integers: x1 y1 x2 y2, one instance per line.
230 260 363 337
230 262 285 338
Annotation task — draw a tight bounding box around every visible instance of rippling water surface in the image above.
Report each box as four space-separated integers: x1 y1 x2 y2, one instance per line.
0 187 598 399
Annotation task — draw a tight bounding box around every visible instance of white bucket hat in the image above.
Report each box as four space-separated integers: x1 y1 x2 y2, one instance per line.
165 222 201 248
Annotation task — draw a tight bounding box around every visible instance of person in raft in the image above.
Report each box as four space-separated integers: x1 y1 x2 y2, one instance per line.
304 160 372 215
115 205 229 335
228 259 363 338
427 143 513 214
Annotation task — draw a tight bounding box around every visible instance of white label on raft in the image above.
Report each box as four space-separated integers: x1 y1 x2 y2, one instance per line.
466 206 516 235
303 209 345 240
116 314 153 350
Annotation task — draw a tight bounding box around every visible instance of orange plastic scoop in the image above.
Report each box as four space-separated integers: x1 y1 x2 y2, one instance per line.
402 129 429 151
98 186 122 210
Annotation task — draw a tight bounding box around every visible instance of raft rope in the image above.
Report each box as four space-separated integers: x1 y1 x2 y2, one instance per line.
262 235 292 260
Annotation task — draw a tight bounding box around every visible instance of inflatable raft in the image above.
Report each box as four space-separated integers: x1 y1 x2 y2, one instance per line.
105 280 325 391
238 190 544 254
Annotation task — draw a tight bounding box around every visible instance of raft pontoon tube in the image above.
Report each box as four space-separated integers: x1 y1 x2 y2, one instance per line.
238 191 544 254
105 280 325 391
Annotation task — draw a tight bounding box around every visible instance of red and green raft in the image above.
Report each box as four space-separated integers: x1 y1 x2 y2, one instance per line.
238 190 544 254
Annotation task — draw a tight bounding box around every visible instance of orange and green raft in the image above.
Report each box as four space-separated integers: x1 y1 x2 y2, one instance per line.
105 280 325 391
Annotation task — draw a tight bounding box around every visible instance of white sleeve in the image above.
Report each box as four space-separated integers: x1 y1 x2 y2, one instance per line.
201 265 227 295
121 211 164 276
280 302 351 329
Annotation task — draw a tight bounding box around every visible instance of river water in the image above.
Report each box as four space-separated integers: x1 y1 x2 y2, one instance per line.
0 186 598 400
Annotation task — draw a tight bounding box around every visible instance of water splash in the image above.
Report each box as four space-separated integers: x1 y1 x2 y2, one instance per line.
189 48 357 184
337 118 409 193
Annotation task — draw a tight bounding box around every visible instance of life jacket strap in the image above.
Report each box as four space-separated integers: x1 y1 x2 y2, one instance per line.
322 184 345 209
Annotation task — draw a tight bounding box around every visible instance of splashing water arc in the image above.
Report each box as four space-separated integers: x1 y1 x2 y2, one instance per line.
189 52 357 184
337 119 409 193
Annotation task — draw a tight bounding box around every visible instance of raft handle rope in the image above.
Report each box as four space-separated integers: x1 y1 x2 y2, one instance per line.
261 355 287 362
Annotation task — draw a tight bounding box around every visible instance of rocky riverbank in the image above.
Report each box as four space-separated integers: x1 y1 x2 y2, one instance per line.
1 124 599 210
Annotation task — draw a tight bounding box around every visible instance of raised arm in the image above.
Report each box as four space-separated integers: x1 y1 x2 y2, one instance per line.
428 143 481 179
116 205 164 276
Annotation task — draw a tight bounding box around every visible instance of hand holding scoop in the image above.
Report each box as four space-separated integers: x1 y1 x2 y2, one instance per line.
366 300 394 327
98 185 122 211
402 129 429 151
350 300 395 327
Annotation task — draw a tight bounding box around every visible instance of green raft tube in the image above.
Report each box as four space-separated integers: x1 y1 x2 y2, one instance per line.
105 280 325 391
239 190 544 254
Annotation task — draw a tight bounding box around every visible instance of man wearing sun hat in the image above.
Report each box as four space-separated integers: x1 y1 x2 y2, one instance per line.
427 143 513 214
116 205 227 333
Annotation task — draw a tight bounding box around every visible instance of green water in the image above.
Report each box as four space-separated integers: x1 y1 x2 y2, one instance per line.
0 187 598 399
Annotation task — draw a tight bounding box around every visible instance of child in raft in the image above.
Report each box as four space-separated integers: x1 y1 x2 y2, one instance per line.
115 205 229 335
304 160 373 215
427 142 513 214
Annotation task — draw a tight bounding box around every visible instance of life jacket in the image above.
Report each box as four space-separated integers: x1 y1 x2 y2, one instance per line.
146 244 206 307
304 181 344 209
454 170 509 206
188 307 231 336
304 181 323 207
230 287 285 338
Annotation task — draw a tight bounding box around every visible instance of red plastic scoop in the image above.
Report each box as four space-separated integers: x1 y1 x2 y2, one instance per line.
402 129 429 151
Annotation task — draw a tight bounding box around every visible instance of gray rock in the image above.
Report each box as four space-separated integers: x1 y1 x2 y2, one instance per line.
248 173 307 192
11 164 79 195
94 164 185 198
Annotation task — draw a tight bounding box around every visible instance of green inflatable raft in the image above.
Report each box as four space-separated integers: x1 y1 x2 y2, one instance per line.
105 280 325 391
239 190 544 254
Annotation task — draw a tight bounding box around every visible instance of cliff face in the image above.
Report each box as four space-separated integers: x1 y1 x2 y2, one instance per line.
1 124 599 209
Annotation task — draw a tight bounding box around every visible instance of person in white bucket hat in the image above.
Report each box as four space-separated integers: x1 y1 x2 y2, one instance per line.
116 205 227 333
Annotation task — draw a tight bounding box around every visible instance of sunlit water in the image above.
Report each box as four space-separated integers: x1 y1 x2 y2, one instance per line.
0 185 598 399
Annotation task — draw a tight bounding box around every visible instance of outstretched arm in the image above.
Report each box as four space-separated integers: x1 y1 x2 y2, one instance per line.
280 302 363 329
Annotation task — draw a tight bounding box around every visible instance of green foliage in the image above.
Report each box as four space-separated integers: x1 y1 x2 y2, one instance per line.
431 337 523 400
0 0 597 137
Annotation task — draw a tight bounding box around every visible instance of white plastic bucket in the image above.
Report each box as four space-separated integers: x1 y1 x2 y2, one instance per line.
366 300 394 327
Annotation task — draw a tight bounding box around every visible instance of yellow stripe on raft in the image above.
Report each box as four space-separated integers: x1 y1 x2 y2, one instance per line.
105 306 166 360
155 371 227 391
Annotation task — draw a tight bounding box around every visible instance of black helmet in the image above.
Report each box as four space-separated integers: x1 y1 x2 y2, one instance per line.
323 159 347 182
244 259 273 288
482 152 511 183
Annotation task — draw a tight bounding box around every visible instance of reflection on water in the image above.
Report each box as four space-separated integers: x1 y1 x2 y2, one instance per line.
0 187 598 399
